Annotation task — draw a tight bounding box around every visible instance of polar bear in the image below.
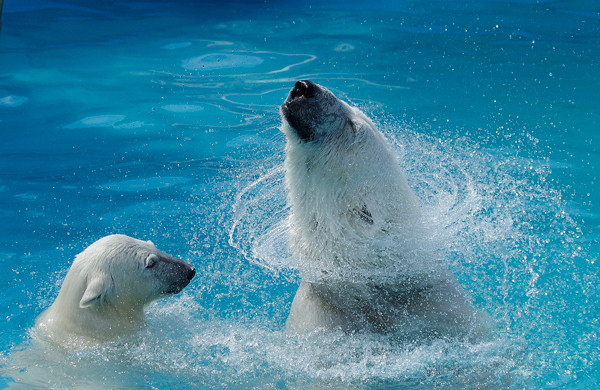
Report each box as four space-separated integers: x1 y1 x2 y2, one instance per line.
280 80 483 338
35 234 196 345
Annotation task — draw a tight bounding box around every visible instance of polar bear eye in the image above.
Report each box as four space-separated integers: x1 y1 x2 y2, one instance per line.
145 254 159 269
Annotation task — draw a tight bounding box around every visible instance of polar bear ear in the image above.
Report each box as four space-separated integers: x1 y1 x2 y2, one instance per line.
80 274 113 308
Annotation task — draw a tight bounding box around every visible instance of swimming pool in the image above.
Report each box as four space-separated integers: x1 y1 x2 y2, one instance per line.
1 0 598 387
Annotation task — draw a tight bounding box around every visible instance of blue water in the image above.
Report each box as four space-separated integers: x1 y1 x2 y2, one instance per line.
1 0 599 388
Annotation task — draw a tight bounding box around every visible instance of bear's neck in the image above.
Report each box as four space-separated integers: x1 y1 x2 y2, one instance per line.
283 139 434 282
284 140 417 231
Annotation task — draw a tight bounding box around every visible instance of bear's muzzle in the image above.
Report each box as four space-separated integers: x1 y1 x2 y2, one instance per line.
281 80 322 142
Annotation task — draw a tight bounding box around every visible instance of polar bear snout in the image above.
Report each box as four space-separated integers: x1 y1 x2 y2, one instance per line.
281 80 323 143
281 80 355 144
155 254 196 295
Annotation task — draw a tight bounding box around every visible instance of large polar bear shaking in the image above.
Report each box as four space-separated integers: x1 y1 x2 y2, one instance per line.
280 80 482 338
36 234 196 345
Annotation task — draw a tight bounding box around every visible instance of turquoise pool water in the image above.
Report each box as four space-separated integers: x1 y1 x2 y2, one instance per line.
1 0 599 388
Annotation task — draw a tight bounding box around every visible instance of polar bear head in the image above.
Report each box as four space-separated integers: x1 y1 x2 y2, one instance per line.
280 80 399 219
280 80 407 203
74 234 196 308
36 234 195 344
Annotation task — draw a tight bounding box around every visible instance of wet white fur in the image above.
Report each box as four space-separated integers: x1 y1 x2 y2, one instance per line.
36 234 189 346
281 85 483 337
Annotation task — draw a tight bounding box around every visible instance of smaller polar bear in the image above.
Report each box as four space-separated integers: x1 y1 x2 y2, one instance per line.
280 80 486 339
35 234 196 345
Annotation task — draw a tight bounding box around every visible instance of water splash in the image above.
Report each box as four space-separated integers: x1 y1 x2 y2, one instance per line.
227 119 597 385
2 119 596 388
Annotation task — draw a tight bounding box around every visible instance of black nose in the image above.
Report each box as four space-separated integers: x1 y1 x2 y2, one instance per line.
187 267 196 281
290 80 316 100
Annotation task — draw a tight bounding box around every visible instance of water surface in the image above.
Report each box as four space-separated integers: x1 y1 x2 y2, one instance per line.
0 0 599 388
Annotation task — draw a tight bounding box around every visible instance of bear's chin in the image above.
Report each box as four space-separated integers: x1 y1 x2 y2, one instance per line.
163 285 185 295
281 111 314 142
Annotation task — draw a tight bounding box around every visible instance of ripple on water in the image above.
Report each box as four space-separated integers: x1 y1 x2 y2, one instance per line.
334 43 355 52
64 115 150 129
161 104 205 113
0 95 29 107
14 193 38 200
182 53 264 71
176 52 315 79
162 42 192 50
158 101 261 128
